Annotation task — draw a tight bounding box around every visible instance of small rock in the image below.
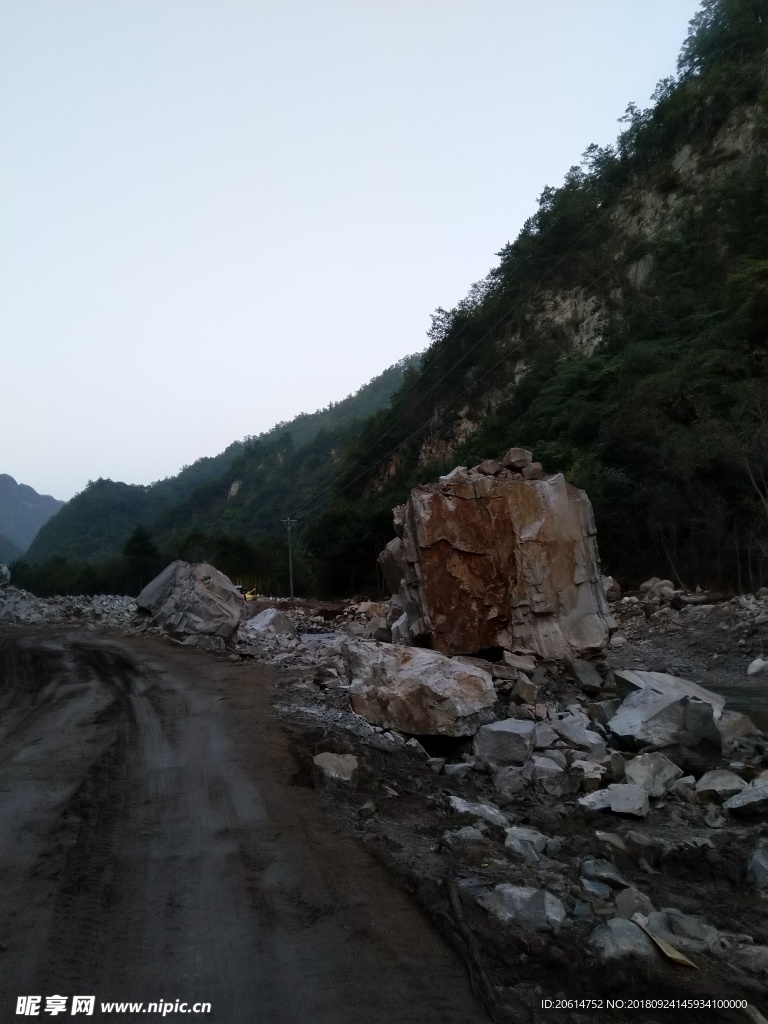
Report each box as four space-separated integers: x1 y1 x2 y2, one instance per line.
441 827 490 859
572 760 605 792
448 796 508 829
473 719 535 765
312 752 358 788
244 607 296 636
581 858 629 889
695 769 748 803
552 715 606 761
481 884 566 931
567 658 604 694
747 658 768 677
624 831 662 867
533 722 558 749
624 752 683 799
669 776 697 804
589 699 623 726
590 918 656 963
358 799 377 819
493 765 529 803
608 784 650 818
512 676 539 705
505 826 549 855
581 878 612 900
578 790 612 814
703 804 726 828
724 779 768 815
595 830 628 858
717 710 758 746
608 752 626 783
522 461 544 480
501 447 533 470
545 838 563 859
615 887 655 919
503 652 536 673
475 459 503 476
748 839 768 888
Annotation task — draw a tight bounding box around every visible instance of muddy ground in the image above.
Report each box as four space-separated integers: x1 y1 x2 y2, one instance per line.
0 627 486 1024
1 592 768 1024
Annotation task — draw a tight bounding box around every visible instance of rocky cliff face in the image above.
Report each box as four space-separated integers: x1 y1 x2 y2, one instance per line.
415 97 768 469
379 450 615 660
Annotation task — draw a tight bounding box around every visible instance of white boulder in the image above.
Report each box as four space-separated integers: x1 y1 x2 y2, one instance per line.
345 642 496 736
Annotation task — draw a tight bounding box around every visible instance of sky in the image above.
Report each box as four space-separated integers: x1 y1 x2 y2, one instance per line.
1 0 703 501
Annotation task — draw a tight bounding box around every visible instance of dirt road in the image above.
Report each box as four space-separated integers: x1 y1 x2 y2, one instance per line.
0 629 486 1023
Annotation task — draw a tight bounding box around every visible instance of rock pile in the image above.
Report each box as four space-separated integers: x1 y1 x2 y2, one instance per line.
258 613 768 1001
0 581 137 628
377 450 616 660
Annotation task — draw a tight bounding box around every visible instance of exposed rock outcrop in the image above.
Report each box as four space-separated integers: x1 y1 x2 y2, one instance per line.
135 561 244 639
378 453 615 659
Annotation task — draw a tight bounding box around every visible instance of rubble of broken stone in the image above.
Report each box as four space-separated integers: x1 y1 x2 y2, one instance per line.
0 578 137 627
609 579 768 657
234 603 768 1004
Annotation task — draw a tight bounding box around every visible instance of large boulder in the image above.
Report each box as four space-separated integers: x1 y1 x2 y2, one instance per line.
607 689 721 753
136 561 244 639
344 641 496 736
377 463 615 659
614 670 725 718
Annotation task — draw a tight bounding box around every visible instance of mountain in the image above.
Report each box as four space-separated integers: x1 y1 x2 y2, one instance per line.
0 475 64 556
303 0 768 594
23 356 419 565
0 533 24 564
20 0 768 600
23 442 248 564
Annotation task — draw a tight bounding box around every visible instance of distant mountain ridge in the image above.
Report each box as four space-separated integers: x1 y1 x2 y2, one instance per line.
23 355 420 564
0 475 64 557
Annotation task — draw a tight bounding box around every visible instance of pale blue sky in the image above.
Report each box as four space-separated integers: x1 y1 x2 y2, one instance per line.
1 0 701 500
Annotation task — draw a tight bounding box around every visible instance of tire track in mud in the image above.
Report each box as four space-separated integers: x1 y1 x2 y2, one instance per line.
0 630 488 1024
32 639 136 993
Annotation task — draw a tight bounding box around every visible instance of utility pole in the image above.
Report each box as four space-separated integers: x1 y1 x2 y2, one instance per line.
281 517 297 601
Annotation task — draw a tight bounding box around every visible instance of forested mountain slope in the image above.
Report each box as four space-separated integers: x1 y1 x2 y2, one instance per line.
305 0 768 595
23 356 418 565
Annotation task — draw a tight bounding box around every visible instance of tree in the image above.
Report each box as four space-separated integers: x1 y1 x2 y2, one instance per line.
122 526 162 594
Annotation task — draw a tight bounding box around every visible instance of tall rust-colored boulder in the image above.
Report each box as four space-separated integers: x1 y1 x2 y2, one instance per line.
378 457 615 659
